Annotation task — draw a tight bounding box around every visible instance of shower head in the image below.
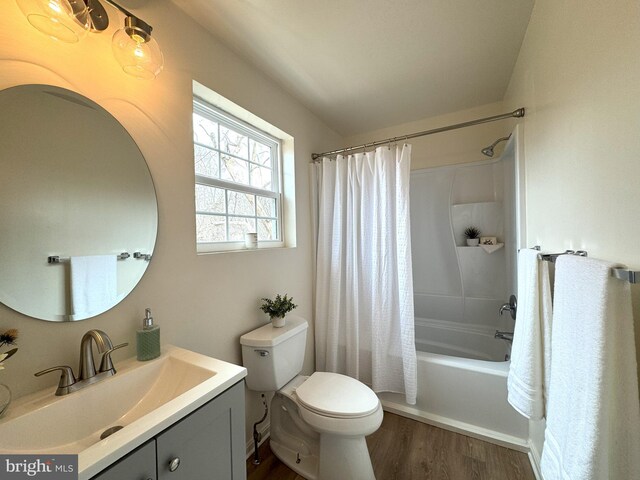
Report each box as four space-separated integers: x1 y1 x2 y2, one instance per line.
481 146 496 157
481 134 512 157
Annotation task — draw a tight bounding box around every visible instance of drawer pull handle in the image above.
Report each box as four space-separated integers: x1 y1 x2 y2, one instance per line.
168 457 180 472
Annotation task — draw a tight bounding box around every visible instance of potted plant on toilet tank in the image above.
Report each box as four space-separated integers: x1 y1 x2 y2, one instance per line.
260 294 298 328
464 226 481 246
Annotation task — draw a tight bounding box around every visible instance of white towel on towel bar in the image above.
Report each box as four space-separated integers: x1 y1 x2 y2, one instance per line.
507 248 553 420
541 255 640 480
70 255 117 319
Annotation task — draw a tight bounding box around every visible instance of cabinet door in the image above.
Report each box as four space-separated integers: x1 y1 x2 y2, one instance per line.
156 381 246 480
92 440 156 480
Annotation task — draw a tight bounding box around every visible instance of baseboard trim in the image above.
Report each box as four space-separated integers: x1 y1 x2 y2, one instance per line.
245 421 270 461
381 399 529 452
527 439 543 480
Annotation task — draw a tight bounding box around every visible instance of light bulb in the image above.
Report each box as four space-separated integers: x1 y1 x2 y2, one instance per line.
16 0 90 43
112 26 163 80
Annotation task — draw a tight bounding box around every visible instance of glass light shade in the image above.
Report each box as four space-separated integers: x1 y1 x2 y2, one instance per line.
16 0 91 43
112 29 164 80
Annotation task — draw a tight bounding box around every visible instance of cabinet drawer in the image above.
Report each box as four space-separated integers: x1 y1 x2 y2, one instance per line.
92 440 156 480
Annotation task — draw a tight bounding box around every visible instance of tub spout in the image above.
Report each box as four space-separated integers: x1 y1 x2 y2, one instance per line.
494 330 514 342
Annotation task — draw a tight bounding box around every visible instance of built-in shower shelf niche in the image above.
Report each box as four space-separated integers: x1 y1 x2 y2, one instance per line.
479 243 504 254
457 243 504 253
451 201 504 247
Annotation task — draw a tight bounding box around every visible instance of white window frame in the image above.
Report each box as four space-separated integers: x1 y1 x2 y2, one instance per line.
193 98 284 252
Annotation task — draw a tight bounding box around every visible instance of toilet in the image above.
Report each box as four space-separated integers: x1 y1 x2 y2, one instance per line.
240 316 383 480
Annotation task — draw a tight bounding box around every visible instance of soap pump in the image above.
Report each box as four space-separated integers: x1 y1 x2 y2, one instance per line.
137 307 160 361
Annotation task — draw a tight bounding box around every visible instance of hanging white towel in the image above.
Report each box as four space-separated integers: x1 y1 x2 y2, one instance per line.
70 255 117 319
507 248 553 420
541 255 640 480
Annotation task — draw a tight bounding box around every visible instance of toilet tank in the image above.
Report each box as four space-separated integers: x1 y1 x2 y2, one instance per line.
240 316 308 391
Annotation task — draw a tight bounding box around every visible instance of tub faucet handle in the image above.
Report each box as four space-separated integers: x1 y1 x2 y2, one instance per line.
499 295 517 321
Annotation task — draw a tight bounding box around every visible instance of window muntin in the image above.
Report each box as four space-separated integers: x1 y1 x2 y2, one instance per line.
193 100 282 249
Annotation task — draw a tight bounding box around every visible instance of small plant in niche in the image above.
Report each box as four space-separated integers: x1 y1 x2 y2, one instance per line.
260 294 298 328
464 226 481 246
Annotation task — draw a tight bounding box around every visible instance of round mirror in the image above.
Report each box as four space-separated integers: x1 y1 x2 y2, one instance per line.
0 85 158 321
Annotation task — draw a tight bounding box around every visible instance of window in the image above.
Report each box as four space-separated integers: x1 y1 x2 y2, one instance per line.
193 99 283 252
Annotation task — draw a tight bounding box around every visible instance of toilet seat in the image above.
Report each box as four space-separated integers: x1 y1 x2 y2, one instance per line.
295 372 380 419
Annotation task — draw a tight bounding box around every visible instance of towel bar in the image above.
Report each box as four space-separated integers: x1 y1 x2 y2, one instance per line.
537 250 588 263
612 268 640 284
534 247 640 284
48 252 130 264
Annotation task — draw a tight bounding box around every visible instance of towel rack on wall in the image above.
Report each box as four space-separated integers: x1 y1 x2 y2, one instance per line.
537 249 588 263
47 252 152 264
611 269 640 284
532 247 640 284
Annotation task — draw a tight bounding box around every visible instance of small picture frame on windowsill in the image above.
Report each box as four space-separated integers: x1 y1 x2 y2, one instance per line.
480 236 497 246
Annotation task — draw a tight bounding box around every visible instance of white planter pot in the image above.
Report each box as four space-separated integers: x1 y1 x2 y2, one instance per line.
271 316 286 328
466 238 480 246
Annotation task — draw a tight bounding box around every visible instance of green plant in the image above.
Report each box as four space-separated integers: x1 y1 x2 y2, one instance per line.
463 226 481 239
260 294 298 319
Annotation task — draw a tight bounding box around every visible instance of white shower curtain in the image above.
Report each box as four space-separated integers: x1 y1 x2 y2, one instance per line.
311 144 417 405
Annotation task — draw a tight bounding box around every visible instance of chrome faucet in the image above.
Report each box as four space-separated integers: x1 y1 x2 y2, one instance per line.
35 329 128 396
495 330 514 342
499 294 517 321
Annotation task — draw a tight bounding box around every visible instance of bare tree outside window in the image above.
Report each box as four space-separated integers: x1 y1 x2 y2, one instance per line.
193 101 282 248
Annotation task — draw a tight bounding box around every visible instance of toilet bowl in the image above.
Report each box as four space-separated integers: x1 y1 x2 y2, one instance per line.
240 316 383 480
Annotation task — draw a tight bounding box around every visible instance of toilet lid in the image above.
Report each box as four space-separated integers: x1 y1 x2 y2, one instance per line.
295 372 380 418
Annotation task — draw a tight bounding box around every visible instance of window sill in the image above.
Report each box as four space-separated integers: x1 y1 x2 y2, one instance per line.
197 241 288 255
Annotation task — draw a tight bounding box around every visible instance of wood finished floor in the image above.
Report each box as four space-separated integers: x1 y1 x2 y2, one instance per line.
247 412 535 480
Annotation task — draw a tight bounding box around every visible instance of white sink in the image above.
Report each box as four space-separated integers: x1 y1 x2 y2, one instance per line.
0 345 246 479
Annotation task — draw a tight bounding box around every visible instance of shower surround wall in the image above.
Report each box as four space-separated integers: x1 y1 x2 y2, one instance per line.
411 157 516 361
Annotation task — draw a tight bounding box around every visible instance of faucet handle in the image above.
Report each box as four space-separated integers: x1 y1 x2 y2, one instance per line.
499 294 518 321
35 366 77 396
99 343 128 374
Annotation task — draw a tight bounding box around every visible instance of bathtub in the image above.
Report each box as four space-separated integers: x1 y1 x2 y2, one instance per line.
378 317 528 450
414 316 511 361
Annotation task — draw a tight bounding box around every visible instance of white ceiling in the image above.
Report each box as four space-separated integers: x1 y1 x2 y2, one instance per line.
169 0 534 135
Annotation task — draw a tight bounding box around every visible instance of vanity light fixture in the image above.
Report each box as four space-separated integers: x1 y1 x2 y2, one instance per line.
15 0 164 79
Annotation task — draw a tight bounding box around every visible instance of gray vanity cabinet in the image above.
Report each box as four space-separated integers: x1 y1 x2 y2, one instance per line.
92 440 156 480
92 381 246 480
157 381 246 479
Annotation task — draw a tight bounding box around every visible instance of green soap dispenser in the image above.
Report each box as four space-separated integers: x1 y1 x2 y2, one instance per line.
137 308 160 361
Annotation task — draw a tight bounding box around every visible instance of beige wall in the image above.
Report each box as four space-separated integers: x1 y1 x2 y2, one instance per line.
504 0 640 342
503 0 640 460
504 0 640 266
343 101 514 170
0 0 341 445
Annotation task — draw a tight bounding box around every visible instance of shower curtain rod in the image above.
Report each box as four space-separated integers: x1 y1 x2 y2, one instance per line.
311 107 525 160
